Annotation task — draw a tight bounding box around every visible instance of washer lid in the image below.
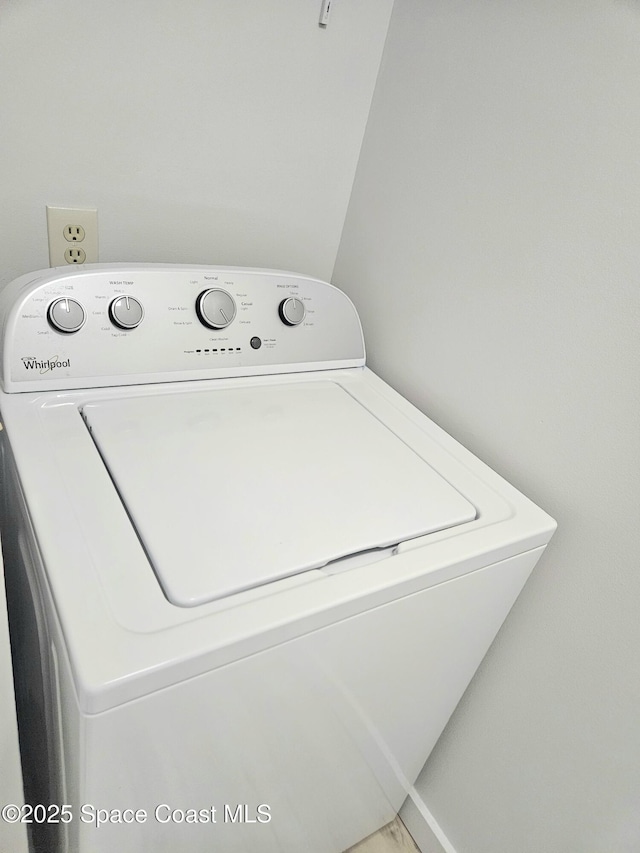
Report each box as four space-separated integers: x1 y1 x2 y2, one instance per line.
82 381 476 606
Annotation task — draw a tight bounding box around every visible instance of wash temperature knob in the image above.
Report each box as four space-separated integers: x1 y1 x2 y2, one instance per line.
109 296 144 330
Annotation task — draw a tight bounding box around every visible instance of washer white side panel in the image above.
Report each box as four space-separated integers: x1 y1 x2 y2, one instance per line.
0 542 28 853
63 548 543 853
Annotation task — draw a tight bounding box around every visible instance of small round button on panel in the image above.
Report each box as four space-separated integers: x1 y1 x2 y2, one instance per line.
279 297 305 326
196 289 237 330
109 296 144 330
47 298 86 334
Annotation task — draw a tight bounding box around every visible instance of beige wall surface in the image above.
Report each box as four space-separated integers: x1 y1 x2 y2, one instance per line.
334 1 640 851
0 0 393 287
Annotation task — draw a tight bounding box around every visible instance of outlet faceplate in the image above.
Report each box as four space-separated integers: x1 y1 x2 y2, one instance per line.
47 206 98 266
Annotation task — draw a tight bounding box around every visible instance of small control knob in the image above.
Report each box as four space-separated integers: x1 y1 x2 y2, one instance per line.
196 289 237 330
109 296 144 330
47 297 86 334
279 297 305 326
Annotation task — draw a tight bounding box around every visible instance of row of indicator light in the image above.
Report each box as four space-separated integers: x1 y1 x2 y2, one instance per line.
195 347 242 353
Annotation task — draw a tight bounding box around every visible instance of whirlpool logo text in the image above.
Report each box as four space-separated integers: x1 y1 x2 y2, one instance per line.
21 356 71 374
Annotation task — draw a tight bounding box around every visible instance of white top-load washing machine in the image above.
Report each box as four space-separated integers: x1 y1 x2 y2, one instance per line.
0 265 555 853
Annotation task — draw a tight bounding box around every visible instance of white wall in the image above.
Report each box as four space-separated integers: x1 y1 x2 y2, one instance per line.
0 0 393 288
334 1 640 851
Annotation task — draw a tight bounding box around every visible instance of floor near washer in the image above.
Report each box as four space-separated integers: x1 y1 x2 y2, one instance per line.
345 817 420 852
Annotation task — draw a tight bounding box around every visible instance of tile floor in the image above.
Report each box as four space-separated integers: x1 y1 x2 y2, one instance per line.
345 817 420 853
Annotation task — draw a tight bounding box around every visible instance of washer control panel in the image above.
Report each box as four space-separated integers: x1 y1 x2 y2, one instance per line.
0 265 365 392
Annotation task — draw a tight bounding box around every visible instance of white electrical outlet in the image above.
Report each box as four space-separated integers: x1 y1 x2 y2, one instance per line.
64 224 85 242
46 206 98 266
64 247 86 264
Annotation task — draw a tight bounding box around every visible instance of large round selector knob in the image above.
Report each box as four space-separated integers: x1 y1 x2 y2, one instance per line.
278 297 305 326
196 289 237 329
47 297 86 334
109 295 144 330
